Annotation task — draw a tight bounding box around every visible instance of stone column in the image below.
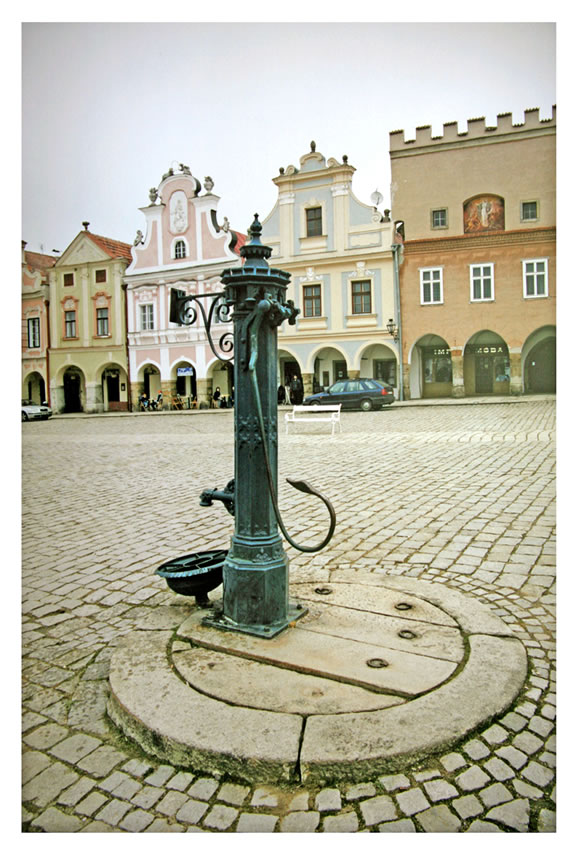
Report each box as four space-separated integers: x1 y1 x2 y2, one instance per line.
348 369 361 380
302 373 314 398
85 381 103 413
451 350 465 398
509 352 523 395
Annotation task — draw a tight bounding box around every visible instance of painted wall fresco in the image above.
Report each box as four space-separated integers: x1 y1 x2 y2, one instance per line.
463 195 505 233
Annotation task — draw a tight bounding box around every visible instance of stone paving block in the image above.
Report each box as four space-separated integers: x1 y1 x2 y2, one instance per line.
22 750 53 782
479 782 513 808
188 776 219 800
22 761 78 806
119 809 155 832
165 770 194 792
110 775 144 801
482 756 516 782
156 790 191 817
496 745 528 770
95 799 132 826
144 764 176 787
439 752 467 773
203 804 239 830
132 785 165 810
378 818 416 832
414 768 441 782
486 798 530 831
395 787 430 816
463 738 490 760
520 761 554 788
423 779 459 802
315 787 342 812
217 782 251 806
452 794 484 819
345 782 376 801
74 791 109 817
500 712 528 732
322 811 360 832
378 773 411 791
145 819 186 832
538 808 556 832
251 787 280 807
31 806 84 832
360 795 397 826
279 811 320 832
76 744 127 777
467 820 503 832
513 730 544 755
288 791 310 810
24 722 69 750
57 775 96 807
456 764 491 792
175 799 209 825
528 715 554 737
416 805 462 832
237 813 278 832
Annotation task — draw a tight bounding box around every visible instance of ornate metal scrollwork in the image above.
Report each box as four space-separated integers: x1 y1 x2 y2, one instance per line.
169 287 234 362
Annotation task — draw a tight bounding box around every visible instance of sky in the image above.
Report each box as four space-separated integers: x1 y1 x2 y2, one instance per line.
20 16 557 255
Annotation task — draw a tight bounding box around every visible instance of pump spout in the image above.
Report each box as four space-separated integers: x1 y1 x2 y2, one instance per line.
199 479 235 516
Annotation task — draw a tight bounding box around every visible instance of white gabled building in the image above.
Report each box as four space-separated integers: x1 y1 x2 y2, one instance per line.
260 143 400 399
124 165 245 408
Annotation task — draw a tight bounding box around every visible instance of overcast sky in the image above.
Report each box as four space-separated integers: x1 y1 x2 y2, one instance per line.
21 18 556 255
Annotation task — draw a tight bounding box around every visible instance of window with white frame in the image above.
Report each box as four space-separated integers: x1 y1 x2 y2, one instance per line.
523 258 548 298
140 304 154 330
96 307 109 336
305 207 323 237
420 268 443 305
174 240 186 259
27 317 40 348
521 201 538 222
431 209 448 229
470 263 494 301
64 310 76 338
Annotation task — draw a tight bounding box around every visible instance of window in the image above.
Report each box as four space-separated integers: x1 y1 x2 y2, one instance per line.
95 269 107 283
521 201 538 221
96 307 109 336
420 268 443 305
352 280 372 314
303 284 321 317
65 310 76 338
470 264 494 301
140 304 154 330
174 240 186 259
306 207 323 237
431 209 448 229
63 272 74 287
523 259 548 298
27 317 40 348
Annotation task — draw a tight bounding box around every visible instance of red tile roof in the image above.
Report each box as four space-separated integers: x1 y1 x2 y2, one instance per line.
24 251 58 273
232 231 247 255
86 232 133 263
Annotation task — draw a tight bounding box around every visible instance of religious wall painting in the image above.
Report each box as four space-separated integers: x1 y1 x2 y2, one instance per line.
463 195 505 233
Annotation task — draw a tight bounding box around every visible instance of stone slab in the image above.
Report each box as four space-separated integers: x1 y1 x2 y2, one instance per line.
107 630 302 783
299 633 527 783
179 611 459 696
173 643 405 714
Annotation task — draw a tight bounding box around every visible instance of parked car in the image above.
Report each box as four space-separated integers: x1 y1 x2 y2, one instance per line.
21 400 52 421
303 379 395 411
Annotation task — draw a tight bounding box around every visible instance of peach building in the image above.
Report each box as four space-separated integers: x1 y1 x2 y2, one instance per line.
124 166 245 408
389 107 556 399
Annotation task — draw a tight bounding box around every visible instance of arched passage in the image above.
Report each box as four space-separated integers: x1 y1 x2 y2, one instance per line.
523 327 556 393
464 330 510 396
409 334 452 399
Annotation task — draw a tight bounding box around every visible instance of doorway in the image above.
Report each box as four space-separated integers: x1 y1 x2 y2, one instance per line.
63 369 82 412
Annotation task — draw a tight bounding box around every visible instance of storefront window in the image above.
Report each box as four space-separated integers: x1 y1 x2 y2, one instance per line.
423 348 452 383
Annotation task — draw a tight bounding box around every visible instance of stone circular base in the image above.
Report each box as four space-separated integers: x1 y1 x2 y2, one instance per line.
107 576 527 785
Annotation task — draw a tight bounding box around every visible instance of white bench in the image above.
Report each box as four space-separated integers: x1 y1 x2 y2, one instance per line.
285 404 342 435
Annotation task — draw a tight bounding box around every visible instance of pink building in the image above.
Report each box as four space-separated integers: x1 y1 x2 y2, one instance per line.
21 242 57 405
124 166 245 408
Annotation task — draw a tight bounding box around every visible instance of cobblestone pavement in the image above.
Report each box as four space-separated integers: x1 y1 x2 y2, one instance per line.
21 399 556 833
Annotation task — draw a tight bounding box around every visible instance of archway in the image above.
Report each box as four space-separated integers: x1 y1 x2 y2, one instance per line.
23 371 46 405
523 327 556 393
358 343 398 389
409 335 452 399
310 346 348 391
464 331 510 396
62 367 84 412
174 362 197 408
100 364 128 411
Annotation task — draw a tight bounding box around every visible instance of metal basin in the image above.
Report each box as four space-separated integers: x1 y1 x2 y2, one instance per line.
155 550 227 605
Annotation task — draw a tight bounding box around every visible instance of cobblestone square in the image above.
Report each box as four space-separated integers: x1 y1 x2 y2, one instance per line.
21 398 556 832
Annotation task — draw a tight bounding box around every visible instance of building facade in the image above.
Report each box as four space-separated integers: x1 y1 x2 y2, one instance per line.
124 166 244 408
261 143 399 399
22 243 57 405
389 107 556 400
47 224 133 413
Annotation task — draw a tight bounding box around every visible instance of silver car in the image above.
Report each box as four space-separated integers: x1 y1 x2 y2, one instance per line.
22 399 52 421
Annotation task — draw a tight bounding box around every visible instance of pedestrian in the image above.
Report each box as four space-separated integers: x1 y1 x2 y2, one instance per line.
212 387 221 408
277 384 286 404
139 392 148 411
290 375 303 405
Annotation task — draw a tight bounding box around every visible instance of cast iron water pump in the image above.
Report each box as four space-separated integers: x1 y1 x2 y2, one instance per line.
157 216 335 638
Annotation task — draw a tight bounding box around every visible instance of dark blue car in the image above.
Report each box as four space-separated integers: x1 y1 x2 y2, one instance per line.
303 378 395 412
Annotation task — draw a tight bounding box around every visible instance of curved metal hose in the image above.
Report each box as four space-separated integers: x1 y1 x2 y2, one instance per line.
248 317 336 552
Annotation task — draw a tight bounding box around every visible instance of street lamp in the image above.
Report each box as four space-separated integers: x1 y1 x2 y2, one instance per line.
386 318 399 341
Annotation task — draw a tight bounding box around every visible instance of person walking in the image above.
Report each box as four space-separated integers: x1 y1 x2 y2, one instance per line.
212 387 221 408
